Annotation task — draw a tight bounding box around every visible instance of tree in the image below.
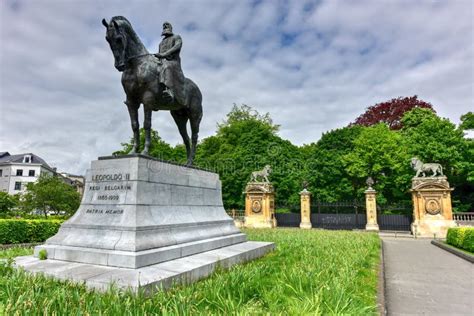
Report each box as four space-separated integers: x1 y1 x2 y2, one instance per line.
115 104 302 209
401 108 465 173
112 103 474 211
459 112 474 131
216 104 280 134
401 108 472 211
20 175 81 218
301 126 363 201
195 104 302 209
343 124 410 204
352 95 435 130
114 128 183 162
0 192 18 216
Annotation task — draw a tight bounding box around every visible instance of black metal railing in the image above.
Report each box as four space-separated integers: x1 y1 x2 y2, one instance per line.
274 213 300 227
377 203 412 215
376 203 412 231
229 200 415 231
311 200 365 214
226 209 245 220
378 214 412 231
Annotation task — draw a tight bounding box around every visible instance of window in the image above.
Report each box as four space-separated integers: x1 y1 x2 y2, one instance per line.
0 169 2 177
29 170 35 177
16 169 23 176
14 182 21 190
23 155 32 163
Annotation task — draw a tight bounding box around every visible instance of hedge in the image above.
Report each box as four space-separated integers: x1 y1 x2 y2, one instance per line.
0 219 64 244
446 227 474 253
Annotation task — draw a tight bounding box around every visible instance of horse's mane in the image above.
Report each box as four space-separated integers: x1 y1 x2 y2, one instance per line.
111 16 147 52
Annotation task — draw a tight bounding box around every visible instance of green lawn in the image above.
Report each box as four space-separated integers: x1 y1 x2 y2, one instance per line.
0 229 380 315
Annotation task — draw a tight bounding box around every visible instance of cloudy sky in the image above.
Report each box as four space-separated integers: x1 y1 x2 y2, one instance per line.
1 0 472 175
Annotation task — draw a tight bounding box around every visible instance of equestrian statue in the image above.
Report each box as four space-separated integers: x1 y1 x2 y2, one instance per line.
102 16 202 165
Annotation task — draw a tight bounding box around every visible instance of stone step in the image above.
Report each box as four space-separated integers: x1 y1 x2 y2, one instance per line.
36 233 247 269
16 241 275 294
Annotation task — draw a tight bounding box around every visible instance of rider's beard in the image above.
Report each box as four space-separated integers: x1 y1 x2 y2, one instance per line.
162 29 173 36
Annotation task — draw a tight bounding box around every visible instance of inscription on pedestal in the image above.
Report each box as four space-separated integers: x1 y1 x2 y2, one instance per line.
35 155 246 269
86 208 124 215
84 172 133 204
88 183 131 202
91 173 130 181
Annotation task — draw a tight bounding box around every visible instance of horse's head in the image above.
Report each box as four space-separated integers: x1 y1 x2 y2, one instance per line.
102 17 128 71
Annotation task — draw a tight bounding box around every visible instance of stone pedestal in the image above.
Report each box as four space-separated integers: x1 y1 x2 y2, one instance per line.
410 176 456 238
15 155 274 292
299 189 312 229
365 188 379 231
244 182 276 228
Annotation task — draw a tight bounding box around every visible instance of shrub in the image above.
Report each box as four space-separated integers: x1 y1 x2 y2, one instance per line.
38 249 48 260
463 229 474 253
446 227 474 253
446 227 465 248
0 219 63 244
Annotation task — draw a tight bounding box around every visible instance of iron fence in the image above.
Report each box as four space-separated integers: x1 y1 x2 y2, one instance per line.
376 203 412 231
378 214 412 231
274 213 300 227
311 200 365 214
311 213 367 230
377 203 412 215
229 200 415 231
226 209 245 220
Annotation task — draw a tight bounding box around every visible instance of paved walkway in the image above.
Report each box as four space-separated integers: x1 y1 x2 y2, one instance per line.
382 238 473 316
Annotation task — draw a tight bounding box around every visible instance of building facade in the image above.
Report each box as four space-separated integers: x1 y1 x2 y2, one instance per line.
0 152 56 194
59 172 85 196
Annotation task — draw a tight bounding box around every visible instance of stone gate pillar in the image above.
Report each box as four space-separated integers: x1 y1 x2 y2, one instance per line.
244 182 276 228
365 187 379 231
410 176 455 238
300 189 312 229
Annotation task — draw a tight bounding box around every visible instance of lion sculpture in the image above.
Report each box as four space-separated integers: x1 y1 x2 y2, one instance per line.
411 158 443 177
250 165 272 182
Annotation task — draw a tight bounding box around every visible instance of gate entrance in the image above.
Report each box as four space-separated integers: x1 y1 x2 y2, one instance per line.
275 200 367 230
274 200 413 231
377 203 412 231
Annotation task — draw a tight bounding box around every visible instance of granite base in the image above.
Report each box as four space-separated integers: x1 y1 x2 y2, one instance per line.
16 241 275 293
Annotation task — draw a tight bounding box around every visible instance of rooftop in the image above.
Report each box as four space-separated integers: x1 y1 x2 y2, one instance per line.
0 152 53 169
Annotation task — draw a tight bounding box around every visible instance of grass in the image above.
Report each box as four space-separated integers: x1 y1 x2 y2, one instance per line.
0 246 33 259
0 229 380 315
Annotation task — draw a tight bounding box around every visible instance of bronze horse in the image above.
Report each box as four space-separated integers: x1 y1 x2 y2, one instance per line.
102 16 202 165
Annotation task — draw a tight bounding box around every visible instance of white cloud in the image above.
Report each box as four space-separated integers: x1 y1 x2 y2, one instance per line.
0 0 472 174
